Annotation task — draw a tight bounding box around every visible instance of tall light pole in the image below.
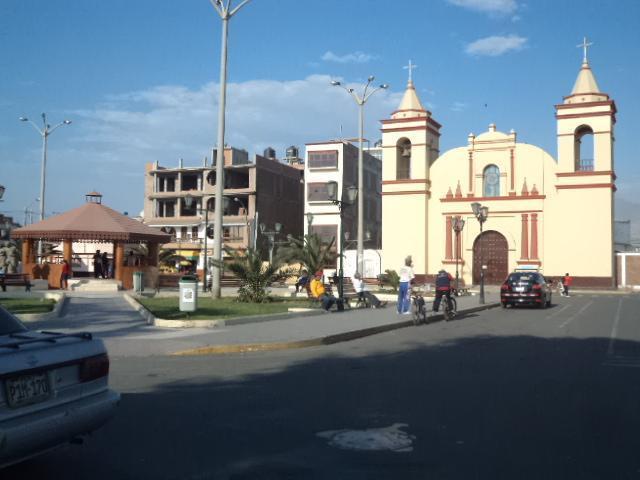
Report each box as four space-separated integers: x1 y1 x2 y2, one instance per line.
209 0 251 299
19 114 71 261
327 180 358 303
331 77 388 277
452 216 466 294
259 222 282 264
471 202 489 304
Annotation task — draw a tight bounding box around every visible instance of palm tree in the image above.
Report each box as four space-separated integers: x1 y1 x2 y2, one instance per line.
218 247 294 303
276 233 336 275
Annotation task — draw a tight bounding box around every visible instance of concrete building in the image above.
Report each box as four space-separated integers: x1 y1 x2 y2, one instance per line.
304 140 382 275
381 47 617 287
144 147 304 267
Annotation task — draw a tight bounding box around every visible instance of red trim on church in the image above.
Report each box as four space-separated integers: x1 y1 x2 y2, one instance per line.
440 194 546 202
445 216 453 260
521 214 529 260
556 183 616 191
530 213 539 260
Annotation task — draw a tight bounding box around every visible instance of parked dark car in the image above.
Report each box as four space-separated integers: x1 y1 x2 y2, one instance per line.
0 306 119 468
501 271 552 308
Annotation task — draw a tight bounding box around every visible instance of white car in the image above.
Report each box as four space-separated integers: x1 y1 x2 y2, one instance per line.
0 306 120 468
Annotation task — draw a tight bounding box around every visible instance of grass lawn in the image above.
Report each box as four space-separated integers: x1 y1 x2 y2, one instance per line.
137 296 313 320
0 297 57 314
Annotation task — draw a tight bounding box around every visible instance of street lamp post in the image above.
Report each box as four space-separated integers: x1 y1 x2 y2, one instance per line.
471 202 489 304
327 180 358 303
305 212 314 235
233 197 249 248
19 114 71 262
0 185 5 201
208 0 251 299
452 216 466 294
331 77 388 277
259 222 283 264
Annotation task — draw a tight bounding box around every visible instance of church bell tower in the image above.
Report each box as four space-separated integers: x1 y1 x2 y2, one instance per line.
380 62 441 278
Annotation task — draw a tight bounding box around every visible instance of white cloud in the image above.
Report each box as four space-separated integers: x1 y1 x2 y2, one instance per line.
447 0 518 16
451 102 468 112
37 75 401 212
321 51 376 64
465 35 527 56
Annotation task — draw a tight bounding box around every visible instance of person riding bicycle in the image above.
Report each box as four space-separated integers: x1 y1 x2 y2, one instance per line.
433 269 454 313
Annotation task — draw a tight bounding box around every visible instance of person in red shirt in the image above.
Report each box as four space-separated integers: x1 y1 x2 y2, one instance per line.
562 273 572 297
60 259 71 290
433 269 454 313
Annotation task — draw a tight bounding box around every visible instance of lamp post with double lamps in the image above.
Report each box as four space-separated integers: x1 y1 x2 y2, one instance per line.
184 194 229 291
471 202 489 304
260 222 283 264
452 216 466 294
327 180 358 302
208 0 252 299
19 114 72 262
331 77 388 277
233 197 250 248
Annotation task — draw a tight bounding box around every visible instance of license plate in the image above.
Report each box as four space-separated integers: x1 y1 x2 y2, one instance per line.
5 372 51 408
515 286 525 292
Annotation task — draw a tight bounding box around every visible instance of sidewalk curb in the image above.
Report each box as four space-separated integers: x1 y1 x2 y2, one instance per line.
172 302 501 356
16 293 67 322
123 293 327 328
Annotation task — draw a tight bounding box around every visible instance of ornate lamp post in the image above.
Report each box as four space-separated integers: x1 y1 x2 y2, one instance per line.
471 202 489 304
305 212 314 234
185 194 229 291
233 197 250 248
0 185 5 201
327 180 358 302
330 77 388 277
260 222 283 264
452 216 466 294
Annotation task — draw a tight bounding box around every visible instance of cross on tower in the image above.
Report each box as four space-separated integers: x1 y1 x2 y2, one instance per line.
577 36 593 63
403 59 417 83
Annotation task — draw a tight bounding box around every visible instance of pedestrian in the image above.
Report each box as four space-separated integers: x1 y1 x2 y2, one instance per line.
310 270 336 312
397 256 415 314
295 269 309 294
101 251 109 279
60 259 71 290
93 250 102 279
562 272 572 297
127 251 136 267
351 272 386 308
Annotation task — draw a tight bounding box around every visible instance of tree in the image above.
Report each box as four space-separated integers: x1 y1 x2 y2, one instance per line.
218 247 294 303
276 233 336 275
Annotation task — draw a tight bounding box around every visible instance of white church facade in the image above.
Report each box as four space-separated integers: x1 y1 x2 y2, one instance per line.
381 49 616 287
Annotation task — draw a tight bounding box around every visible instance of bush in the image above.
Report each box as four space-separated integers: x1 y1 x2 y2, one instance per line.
384 269 400 292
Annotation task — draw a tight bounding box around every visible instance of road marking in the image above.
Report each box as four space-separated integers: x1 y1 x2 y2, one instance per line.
545 304 571 320
606 298 624 356
558 300 594 328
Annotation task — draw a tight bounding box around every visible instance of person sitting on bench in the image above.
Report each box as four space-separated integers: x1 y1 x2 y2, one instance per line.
351 272 386 308
310 271 336 312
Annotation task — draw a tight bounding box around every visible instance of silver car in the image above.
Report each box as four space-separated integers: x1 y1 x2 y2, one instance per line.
0 306 119 468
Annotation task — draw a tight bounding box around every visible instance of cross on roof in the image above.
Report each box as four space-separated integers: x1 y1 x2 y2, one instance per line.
403 59 417 83
577 36 593 63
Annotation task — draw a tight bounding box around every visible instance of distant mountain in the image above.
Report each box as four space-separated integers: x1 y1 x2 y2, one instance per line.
616 197 640 242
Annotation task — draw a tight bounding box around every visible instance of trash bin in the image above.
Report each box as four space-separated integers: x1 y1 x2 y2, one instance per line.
133 271 144 293
179 275 198 312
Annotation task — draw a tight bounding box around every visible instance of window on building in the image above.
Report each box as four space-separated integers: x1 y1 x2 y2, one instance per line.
307 182 330 202
483 165 500 197
396 138 411 179
308 151 338 169
192 226 199 239
574 125 594 171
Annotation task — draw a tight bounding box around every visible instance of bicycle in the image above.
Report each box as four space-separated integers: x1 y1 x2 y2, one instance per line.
411 290 428 325
443 295 458 321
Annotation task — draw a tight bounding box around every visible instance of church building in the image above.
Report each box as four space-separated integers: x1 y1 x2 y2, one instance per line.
381 47 616 287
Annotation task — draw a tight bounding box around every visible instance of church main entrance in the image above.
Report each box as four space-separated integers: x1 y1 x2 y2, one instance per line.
472 231 509 285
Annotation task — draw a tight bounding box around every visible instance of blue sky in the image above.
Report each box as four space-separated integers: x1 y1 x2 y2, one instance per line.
2 0 639 222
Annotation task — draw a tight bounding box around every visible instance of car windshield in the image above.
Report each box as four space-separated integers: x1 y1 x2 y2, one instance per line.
507 273 535 283
0 306 28 335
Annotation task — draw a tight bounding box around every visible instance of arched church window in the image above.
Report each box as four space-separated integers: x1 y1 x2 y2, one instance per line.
574 125 594 171
396 138 411 180
483 165 500 197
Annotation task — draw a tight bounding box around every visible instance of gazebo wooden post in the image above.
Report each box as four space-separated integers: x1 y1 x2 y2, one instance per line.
21 239 35 267
63 239 73 265
114 241 125 281
147 242 159 267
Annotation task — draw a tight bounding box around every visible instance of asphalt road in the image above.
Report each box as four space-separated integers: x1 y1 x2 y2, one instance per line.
7 293 640 479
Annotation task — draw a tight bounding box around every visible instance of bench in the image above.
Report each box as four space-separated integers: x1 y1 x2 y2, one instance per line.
342 285 369 309
0 273 32 292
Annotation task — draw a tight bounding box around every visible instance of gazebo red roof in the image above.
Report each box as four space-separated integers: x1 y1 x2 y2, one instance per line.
11 202 171 243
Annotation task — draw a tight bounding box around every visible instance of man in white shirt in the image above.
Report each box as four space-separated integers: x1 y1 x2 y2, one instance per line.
351 272 386 308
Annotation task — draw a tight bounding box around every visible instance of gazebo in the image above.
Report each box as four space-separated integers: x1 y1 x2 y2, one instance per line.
11 193 171 290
